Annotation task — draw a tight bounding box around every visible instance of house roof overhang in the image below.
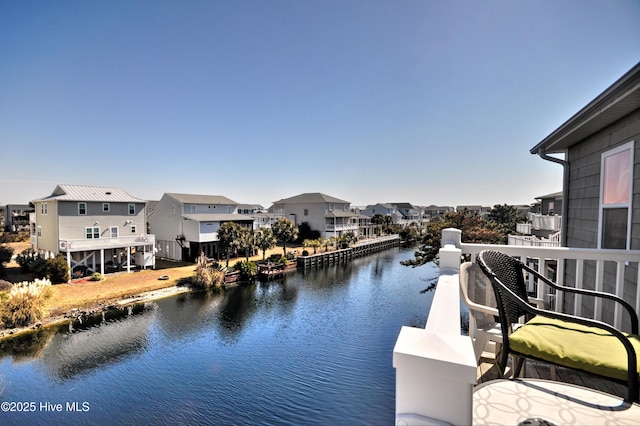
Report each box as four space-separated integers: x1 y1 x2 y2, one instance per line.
530 62 640 155
326 211 355 218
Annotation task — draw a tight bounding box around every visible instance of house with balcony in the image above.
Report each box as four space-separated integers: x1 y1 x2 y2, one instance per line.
148 193 254 262
423 204 454 219
30 184 155 278
393 62 640 424
4 204 33 232
390 202 425 226
270 192 358 239
360 203 401 223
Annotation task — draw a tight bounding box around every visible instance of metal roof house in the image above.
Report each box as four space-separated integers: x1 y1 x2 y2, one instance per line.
31 184 155 277
148 193 253 262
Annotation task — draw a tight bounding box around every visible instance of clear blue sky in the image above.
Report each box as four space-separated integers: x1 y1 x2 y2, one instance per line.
1 1 639 208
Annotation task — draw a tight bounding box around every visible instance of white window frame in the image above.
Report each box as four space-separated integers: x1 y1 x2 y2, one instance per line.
78 202 87 215
103 203 110 212
41 203 48 215
191 205 196 214
171 205 176 215
129 203 135 215
598 140 634 249
37 226 42 238
85 227 100 239
110 226 119 238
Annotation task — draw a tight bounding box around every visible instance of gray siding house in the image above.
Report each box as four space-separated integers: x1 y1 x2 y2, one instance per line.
271 192 358 239
31 184 155 277
148 193 253 262
531 61 640 323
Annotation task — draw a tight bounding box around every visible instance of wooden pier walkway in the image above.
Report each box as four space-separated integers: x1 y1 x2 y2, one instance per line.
296 235 401 269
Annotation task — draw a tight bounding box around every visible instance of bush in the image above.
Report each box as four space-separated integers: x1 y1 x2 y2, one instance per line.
91 272 104 281
0 278 52 328
16 249 42 273
46 255 70 284
192 253 225 289
302 250 309 256
234 261 257 280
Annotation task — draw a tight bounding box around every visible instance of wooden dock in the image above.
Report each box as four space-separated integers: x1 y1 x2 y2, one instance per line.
296 236 401 269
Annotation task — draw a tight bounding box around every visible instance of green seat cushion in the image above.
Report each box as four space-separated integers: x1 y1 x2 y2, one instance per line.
510 316 640 381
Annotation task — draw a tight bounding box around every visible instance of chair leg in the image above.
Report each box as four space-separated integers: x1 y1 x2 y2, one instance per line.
514 357 525 378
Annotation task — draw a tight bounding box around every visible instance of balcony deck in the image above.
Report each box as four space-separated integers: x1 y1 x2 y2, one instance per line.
477 356 628 400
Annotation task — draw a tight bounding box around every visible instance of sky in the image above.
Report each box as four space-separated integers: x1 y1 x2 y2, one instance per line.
1 1 639 209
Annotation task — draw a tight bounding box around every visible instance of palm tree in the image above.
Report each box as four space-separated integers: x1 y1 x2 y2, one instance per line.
217 222 242 267
271 218 299 256
256 228 277 260
238 227 257 261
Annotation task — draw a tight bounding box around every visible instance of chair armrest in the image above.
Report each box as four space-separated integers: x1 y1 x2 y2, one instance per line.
528 297 545 309
464 300 499 318
521 262 639 334
493 275 639 401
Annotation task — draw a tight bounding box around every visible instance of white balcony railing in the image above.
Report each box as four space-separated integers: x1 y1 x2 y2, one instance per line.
394 228 640 424
528 212 562 231
59 234 155 251
508 231 561 247
325 223 359 231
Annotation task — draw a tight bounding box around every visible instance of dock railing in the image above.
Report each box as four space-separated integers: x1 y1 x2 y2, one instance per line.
393 228 640 424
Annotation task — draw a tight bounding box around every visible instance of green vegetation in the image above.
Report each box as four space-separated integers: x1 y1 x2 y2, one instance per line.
0 245 14 279
403 205 526 267
234 260 257 281
14 249 70 284
271 218 299 256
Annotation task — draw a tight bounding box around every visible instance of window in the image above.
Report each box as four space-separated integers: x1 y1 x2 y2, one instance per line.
78 203 87 215
599 141 634 249
129 203 135 215
110 227 118 238
85 227 100 239
304 209 309 216
37 226 42 238
131 225 137 233
41 203 48 215
171 205 176 215
103 203 110 212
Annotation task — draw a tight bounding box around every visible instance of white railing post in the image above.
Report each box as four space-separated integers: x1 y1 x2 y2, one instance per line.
393 228 476 425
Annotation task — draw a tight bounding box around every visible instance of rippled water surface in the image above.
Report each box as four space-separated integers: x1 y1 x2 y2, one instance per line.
0 247 437 425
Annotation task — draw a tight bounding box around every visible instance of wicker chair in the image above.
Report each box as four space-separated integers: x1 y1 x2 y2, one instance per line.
476 249 640 402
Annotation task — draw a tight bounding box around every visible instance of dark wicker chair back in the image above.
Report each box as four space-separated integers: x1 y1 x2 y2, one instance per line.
476 250 530 326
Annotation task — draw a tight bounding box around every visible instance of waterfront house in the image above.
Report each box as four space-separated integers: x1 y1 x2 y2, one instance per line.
390 202 426 226
270 192 359 239
30 184 155 277
148 193 254 262
423 204 454 220
360 203 401 223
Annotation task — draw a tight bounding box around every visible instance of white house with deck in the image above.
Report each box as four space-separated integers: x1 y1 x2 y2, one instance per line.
31 184 155 278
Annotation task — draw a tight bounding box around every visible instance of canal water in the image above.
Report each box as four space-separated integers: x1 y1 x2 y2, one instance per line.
0 247 438 425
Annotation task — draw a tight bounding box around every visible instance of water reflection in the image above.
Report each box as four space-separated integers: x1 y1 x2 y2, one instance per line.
0 247 436 426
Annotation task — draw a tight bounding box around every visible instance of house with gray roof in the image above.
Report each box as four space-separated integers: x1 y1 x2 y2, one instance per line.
31 184 155 278
270 192 358 239
148 193 253 262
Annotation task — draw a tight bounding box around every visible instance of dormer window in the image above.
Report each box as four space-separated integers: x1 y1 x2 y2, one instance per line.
129 203 135 215
103 203 110 212
78 203 87 215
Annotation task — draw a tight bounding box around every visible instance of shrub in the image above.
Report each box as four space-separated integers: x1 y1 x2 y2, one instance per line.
45 255 70 284
192 252 225 289
91 272 104 281
234 261 257 281
0 278 52 328
16 248 40 273
302 250 309 256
